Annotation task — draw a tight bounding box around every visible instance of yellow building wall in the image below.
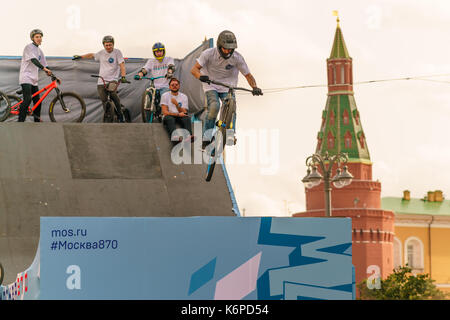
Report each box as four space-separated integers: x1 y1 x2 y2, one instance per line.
394 226 430 274
394 225 450 294
430 228 450 286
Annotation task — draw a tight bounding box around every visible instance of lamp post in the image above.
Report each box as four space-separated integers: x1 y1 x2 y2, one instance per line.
302 151 354 217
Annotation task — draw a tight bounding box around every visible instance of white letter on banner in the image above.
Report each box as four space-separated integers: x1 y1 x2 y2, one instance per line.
66 265 81 290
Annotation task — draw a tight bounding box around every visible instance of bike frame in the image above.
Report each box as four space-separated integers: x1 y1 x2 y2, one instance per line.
142 76 166 108
10 79 60 115
93 75 121 98
139 76 166 123
204 80 253 182
91 74 124 116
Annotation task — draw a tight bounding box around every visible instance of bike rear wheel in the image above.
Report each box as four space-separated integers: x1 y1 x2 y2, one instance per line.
103 101 116 123
5 95 21 122
122 105 131 123
0 91 11 122
48 92 86 122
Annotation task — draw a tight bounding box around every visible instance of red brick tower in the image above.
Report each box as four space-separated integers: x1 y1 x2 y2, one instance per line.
293 19 395 287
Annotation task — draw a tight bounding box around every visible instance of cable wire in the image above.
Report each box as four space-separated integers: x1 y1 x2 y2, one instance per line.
237 73 450 95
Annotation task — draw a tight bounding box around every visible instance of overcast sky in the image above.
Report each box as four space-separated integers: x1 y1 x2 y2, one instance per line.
2 0 450 217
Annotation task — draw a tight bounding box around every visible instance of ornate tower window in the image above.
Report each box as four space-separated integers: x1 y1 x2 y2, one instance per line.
333 66 336 84
329 109 335 126
317 132 323 150
327 131 335 149
341 65 345 84
322 110 327 128
344 131 352 148
343 109 349 125
357 131 365 149
352 109 360 125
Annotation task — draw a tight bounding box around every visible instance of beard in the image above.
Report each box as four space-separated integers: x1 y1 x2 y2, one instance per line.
170 89 179 94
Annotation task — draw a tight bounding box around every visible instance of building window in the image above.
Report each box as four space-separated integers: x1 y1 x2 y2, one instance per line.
341 65 345 84
393 237 402 270
404 237 424 271
352 109 359 125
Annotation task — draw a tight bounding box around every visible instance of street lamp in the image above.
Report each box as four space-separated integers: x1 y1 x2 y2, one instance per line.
302 151 353 217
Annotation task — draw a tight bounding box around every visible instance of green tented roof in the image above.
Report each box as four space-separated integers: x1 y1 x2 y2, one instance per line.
382 197 450 216
330 26 350 59
316 95 370 161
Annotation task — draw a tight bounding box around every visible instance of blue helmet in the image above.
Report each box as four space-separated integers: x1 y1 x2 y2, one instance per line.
152 42 165 62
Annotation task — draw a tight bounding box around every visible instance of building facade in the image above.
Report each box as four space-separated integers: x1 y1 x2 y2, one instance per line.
383 190 450 293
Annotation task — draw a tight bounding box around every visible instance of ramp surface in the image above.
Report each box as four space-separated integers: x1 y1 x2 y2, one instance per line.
0 123 235 284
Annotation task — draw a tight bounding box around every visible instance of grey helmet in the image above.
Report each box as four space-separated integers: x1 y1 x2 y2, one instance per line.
217 30 237 59
102 35 114 44
30 29 43 41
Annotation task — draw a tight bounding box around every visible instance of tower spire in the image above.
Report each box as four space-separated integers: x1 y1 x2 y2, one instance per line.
316 18 371 164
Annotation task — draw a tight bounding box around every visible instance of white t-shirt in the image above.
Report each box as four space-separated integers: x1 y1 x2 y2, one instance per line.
19 43 47 86
161 91 189 114
94 48 125 85
196 47 250 93
142 56 175 89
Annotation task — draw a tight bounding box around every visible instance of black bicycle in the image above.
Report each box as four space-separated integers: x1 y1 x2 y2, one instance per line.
91 75 131 123
204 80 257 182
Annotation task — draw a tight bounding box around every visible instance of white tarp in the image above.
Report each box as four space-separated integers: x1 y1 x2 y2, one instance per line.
0 39 212 123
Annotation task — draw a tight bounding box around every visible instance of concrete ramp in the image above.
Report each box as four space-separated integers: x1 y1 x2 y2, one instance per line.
0 123 235 284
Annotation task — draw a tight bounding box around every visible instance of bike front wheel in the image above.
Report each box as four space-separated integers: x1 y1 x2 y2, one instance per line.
49 92 86 122
205 145 217 182
204 135 225 182
0 91 11 122
141 91 156 123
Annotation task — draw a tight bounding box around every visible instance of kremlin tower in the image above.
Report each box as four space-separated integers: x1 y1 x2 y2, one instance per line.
293 17 395 287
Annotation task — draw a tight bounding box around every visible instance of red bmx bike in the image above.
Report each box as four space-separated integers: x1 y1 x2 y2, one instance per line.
0 74 86 122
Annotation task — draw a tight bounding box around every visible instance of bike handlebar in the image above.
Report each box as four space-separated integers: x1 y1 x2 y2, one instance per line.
208 79 254 93
134 75 166 81
91 75 129 90
49 73 61 84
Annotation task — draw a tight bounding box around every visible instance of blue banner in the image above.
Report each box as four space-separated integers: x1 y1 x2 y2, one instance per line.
38 216 353 300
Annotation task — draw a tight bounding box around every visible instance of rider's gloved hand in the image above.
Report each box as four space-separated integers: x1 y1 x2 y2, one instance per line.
252 87 263 96
199 75 211 84
120 76 130 84
72 55 82 60
165 71 173 79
